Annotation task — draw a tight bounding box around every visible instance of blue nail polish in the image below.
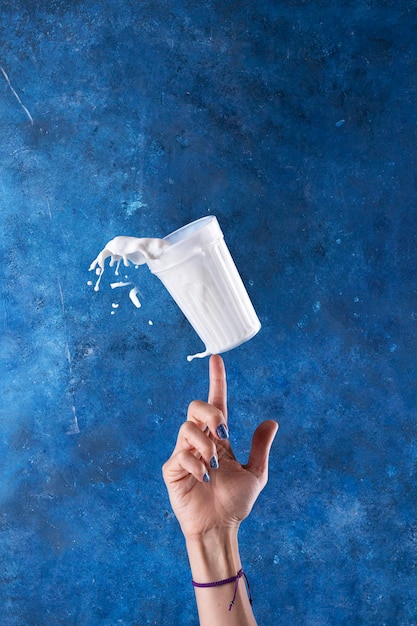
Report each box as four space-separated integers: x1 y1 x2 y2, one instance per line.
203 472 210 483
210 455 219 470
216 424 229 440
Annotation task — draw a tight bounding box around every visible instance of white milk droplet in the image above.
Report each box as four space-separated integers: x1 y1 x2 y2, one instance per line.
111 281 131 289
129 287 141 308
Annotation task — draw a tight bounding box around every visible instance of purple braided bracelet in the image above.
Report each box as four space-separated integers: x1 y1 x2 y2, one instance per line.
192 568 253 611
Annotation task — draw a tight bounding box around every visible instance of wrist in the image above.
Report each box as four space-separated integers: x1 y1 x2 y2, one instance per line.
185 526 241 583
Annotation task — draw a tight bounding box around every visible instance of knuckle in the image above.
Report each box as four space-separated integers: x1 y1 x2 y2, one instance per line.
187 399 205 419
179 420 195 437
161 459 172 481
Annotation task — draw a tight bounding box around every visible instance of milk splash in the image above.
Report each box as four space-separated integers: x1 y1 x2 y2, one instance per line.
89 236 170 292
89 235 206 361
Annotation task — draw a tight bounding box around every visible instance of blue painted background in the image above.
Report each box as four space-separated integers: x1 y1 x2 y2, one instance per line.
1 1 416 624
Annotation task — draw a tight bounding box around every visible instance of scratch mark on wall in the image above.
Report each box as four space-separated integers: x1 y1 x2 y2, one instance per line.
57 275 80 435
0 65 34 125
46 197 52 219
45 195 80 435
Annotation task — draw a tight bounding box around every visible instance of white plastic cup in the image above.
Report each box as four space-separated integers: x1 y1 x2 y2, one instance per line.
146 216 261 361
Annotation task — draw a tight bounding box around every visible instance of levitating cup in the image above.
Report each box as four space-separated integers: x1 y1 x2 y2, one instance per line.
146 216 261 361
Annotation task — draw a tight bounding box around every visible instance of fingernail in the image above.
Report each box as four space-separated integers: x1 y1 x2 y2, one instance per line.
203 472 210 483
210 455 219 470
216 424 229 440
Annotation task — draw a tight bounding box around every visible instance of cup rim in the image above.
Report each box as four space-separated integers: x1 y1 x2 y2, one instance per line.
163 215 216 246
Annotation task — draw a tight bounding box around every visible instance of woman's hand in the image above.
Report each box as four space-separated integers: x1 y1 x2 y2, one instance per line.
162 355 278 540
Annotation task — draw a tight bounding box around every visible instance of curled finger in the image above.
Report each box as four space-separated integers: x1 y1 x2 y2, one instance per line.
187 400 229 442
175 420 219 471
166 449 211 484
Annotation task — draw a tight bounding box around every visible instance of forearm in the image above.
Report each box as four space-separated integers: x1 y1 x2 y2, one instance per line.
185 528 257 626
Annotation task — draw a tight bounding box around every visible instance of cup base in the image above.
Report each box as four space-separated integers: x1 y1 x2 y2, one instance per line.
187 322 261 362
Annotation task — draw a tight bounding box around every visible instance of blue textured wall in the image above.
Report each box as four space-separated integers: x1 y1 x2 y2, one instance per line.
1 1 416 624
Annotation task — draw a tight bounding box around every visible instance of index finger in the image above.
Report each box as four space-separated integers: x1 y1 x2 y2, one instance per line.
208 354 227 421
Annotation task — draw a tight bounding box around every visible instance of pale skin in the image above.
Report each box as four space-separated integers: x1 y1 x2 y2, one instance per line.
162 355 279 626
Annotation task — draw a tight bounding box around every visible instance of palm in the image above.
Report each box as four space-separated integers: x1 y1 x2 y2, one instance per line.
168 447 262 537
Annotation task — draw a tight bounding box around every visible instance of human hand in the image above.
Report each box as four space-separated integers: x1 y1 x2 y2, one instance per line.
162 355 278 540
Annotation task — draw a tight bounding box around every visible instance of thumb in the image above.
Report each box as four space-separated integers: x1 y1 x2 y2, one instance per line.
246 420 279 487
